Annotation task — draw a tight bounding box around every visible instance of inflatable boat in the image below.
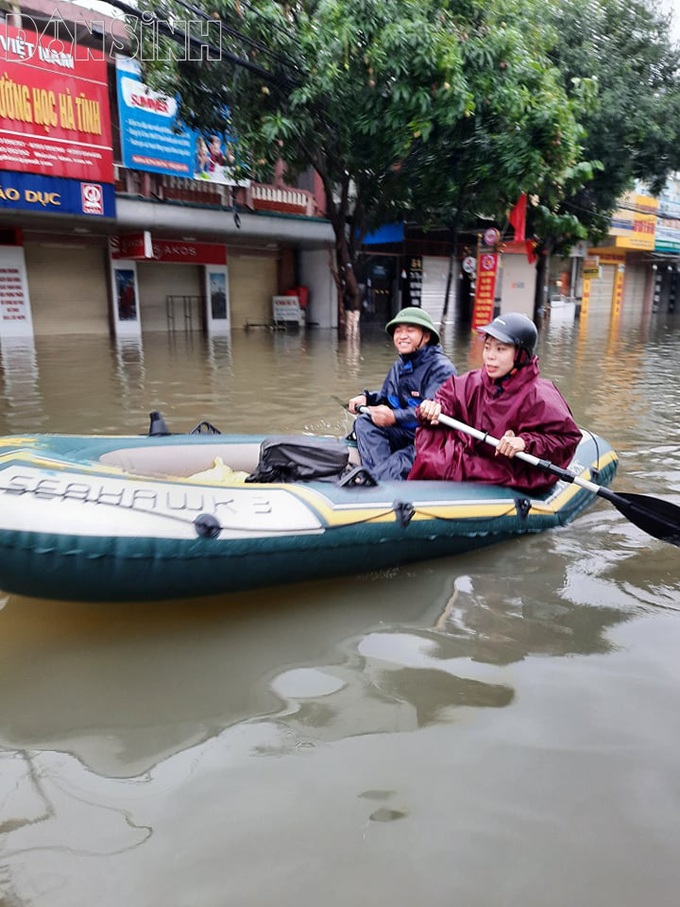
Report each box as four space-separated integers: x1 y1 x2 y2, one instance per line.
0 415 618 602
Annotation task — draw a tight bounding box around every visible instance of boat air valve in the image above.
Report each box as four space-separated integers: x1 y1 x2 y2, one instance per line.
194 513 222 539
393 500 415 527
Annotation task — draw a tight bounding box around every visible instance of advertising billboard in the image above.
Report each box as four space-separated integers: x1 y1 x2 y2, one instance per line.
116 57 247 186
610 192 658 251
0 23 113 183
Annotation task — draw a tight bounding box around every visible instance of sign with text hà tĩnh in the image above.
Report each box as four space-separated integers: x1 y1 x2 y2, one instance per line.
0 23 113 183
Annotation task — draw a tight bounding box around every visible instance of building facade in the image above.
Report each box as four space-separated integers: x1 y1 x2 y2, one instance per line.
0 3 337 341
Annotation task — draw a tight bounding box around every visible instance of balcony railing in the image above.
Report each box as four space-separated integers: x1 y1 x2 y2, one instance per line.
250 184 316 216
158 176 226 206
114 166 318 218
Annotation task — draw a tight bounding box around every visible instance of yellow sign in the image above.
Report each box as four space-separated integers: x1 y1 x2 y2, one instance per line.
610 192 657 251
582 256 600 279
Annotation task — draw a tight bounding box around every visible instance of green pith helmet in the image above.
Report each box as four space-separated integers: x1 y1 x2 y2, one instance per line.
385 307 440 345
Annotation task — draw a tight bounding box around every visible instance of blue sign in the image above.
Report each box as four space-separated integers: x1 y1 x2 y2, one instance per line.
0 171 116 217
116 58 246 185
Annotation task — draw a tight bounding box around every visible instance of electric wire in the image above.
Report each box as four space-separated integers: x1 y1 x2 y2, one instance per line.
167 0 306 77
101 0 294 84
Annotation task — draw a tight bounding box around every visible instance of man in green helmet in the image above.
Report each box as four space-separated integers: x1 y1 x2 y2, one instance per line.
348 306 457 480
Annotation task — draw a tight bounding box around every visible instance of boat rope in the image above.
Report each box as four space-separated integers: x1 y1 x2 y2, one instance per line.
578 427 602 480
414 500 528 522
0 483 533 537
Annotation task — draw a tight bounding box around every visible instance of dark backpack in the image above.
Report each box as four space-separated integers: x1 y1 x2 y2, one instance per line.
245 435 350 483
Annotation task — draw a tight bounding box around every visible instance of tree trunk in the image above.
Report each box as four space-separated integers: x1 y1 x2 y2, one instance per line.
321 172 361 336
533 238 556 319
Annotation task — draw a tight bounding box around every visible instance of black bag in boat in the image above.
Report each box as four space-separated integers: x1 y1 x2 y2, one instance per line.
245 435 350 483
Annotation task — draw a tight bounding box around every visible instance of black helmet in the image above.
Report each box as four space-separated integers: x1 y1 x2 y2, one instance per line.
478 312 538 358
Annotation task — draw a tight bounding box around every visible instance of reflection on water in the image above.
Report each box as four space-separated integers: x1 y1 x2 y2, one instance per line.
1 308 679 444
114 337 146 404
1 309 680 907
0 569 454 777
0 335 43 432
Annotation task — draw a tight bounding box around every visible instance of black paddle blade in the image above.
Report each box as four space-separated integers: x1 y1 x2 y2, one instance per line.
600 488 680 546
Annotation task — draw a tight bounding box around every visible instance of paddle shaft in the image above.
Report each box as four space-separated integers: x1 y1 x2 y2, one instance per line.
435 413 598 491
355 404 585 487
355 403 593 487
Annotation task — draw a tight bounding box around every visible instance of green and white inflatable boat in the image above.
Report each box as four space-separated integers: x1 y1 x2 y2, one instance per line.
0 416 618 602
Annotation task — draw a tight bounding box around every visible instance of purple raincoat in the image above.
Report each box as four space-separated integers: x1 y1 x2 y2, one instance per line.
408 359 581 493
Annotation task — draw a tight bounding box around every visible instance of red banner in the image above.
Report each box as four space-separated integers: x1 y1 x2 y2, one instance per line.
0 25 113 182
471 253 499 330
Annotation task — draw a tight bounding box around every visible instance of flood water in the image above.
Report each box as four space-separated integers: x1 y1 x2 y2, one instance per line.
0 308 679 907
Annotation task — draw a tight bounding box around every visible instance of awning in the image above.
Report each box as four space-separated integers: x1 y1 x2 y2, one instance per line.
361 223 405 245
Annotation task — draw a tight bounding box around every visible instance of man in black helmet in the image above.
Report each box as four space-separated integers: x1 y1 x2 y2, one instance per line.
409 312 581 492
348 306 456 481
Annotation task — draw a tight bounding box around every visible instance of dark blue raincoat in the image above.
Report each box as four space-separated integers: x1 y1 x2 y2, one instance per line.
355 344 457 481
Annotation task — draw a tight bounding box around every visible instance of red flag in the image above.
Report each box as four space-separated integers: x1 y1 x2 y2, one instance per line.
509 194 527 243
525 239 538 264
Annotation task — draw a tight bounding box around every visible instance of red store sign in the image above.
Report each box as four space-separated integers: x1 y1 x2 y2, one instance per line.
0 24 113 183
111 234 228 265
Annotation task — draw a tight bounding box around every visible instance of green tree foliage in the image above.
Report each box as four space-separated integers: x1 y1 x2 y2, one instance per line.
528 0 680 306
137 0 582 310
133 0 680 317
